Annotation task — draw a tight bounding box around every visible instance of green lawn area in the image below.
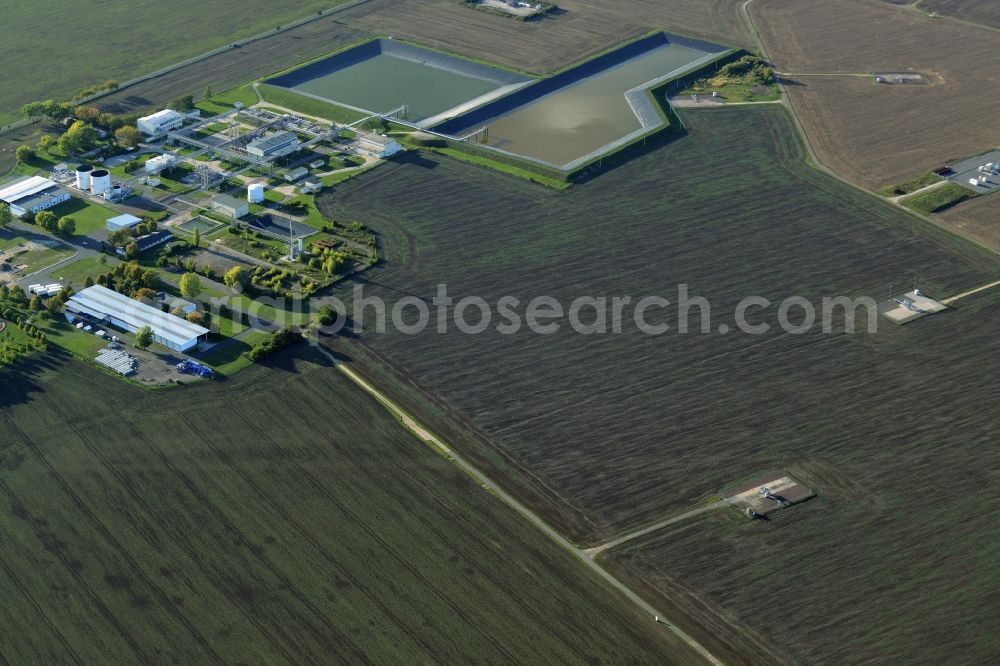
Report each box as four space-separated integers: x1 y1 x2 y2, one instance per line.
15 243 76 273
257 85 367 124
422 145 570 190
902 182 979 214
48 197 119 235
196 84 259 117
41 319 109 357
877 171 943 197
196 330 269 376
675 80 781 102
283 195 331 230
48 256 111 288
0 229 30 251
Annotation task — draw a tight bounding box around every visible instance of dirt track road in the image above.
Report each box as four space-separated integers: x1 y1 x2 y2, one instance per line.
314 346 726 666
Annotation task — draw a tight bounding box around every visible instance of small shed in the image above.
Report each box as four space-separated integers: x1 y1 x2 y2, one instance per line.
284 167 309 183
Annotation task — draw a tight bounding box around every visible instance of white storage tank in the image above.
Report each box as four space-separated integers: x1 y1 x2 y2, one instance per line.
248 183 265 204
90 169 112 196
75 164 93 190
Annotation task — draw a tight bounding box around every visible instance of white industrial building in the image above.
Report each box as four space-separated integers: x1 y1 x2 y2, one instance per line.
145 154 176 174
137 109 184 137
357 133 402 159
0 175 71 217
106 213 143 231
246 131 299 158
210 194 249 219
66 285 208 352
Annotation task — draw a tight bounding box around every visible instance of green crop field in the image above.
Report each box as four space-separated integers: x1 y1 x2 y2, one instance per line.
0 1 355 126
0 349 701 664
316 107 1000 662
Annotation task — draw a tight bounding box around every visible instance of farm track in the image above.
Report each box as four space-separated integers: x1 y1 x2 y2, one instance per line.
315 347 727 666
317 106 1000 663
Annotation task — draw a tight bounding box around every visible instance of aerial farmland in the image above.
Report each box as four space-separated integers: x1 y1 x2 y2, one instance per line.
2 0 999 664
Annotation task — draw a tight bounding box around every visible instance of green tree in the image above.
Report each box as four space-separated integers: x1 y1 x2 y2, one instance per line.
134 325 153 349
58 121 97 155
44 296 64 315
15 145 35 163
178 272 202 299
124 242 139 260
21 100 68 121
223 265 249 290
37 134 54 151
203 86 213 100
114 126 142 147
74 105 101 122
191 227 200 248
35 211 58 233
169 95 195 112
29 295 42 311
57 216 76 236
7 285 25 303
83 275 95 288
0 202 11 228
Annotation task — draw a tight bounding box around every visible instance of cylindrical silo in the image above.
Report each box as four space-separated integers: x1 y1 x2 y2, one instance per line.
247 183 265 204
90 169 112 196
75 164 93 190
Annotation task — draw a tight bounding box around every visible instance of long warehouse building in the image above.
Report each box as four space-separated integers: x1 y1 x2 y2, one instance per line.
0 175 70 217
66 285 209 352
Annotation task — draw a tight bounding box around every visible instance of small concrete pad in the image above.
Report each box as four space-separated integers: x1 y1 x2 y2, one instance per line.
726 474 814 516
878 289 948 325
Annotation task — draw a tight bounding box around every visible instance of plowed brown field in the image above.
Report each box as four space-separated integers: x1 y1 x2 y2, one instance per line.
752 0 1000 189
935 194 1000 250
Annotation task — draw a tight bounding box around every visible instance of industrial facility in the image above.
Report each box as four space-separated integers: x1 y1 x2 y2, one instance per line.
66 285 209 352
137 109 185 137
0 175 70 217
357 133 402 159
246 130 300 158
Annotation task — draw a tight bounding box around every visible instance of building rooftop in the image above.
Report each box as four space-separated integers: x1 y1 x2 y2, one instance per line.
107 213 143 228
247 131 298 154
212 194 247 210
68 285 208 349
138 109 184 124
361 133 396 146
120 230 173 253
159 292 196 312
0 175 59 204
